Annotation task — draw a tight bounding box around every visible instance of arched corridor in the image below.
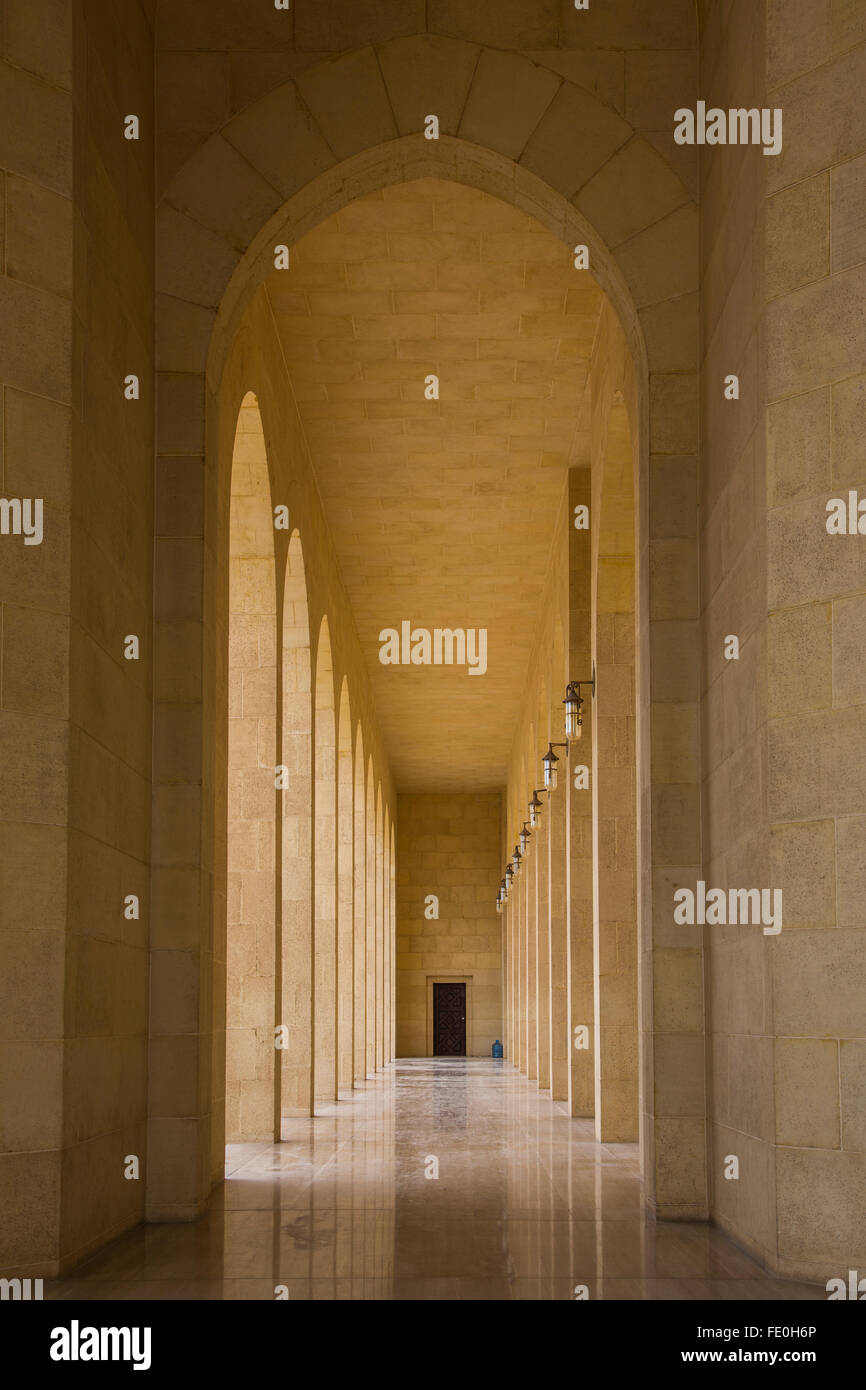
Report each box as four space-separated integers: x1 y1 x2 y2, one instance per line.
2 0 865 1325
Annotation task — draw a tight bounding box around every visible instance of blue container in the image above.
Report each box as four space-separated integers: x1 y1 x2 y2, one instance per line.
492 1039 503 1058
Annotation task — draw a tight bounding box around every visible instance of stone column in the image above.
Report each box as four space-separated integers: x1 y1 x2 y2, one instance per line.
526 835 538 1081
383 817 390 1065
568 468 595 1116
536 812 551 1090
375 799 384 1070
0 4 76 1273
352 751 366 1083
548 778 569 1100
365 772 376 1075
516 861 525 1072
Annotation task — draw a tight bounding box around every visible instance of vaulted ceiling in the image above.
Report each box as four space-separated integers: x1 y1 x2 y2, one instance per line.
265 178 602 791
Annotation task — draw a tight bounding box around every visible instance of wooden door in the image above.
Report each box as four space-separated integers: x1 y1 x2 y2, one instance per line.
433 982 466 1055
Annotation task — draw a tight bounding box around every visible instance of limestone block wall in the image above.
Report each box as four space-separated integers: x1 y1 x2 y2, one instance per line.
700 0 775 1272
0 0 75 1281
396 794 502 1057
64 0 155 1274
0 0 155 1278
701 0 866 1282
762 0 866 1282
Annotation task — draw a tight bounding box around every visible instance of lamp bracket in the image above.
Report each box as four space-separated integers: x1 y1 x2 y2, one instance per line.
567 665 596 700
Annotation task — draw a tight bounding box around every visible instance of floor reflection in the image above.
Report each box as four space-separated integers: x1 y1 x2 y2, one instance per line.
47 1059 822 1301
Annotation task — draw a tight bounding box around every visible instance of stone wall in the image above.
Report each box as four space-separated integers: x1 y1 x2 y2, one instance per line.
700 0 866 1282
700 0 774 1272
396 793 502 1057
762 0 866 1283
0 0 156 1277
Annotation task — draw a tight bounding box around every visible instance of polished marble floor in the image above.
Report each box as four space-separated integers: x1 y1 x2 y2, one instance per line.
48 1059 822 1301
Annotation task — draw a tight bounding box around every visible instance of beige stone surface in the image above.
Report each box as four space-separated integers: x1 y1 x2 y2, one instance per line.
396 794 502 1056
265 179 602 792
3 0 864 1294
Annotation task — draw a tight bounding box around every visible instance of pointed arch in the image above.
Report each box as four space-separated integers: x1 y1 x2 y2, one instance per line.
226 393 277 1142
152 30 703 1216
280 528 313 1117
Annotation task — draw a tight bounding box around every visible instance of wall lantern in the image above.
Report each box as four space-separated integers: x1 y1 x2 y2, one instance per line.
542 742 566 791
529 789 544 827
512 844 522 876
563 667 596 743
519 822 531 854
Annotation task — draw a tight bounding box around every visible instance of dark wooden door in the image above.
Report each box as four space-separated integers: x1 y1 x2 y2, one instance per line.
433 982 466 1055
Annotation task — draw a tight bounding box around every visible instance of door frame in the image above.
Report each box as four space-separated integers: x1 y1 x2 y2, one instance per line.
427 975 473 1057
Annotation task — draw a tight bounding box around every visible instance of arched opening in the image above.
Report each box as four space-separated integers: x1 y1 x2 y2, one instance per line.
592 398 639 1142
143 47 712 1228
158 86 699 1252
226 393 277 1142
313 616 336 1107
337 679 354 1095
280 529 313 1119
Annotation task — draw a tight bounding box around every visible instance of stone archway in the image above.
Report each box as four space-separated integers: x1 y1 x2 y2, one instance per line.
150 37 701 1219
280 531 313 1120
226 394 277 1143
